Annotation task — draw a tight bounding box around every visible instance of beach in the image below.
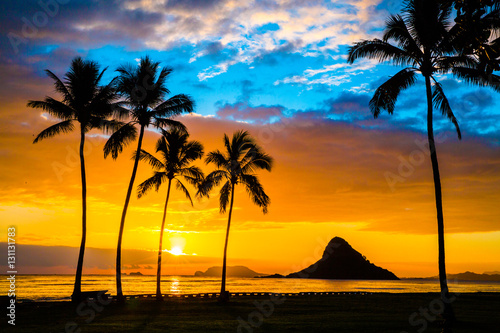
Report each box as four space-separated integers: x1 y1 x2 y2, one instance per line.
3 292 499 332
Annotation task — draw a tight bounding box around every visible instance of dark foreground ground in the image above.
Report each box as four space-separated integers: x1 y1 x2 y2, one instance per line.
2 292 499 332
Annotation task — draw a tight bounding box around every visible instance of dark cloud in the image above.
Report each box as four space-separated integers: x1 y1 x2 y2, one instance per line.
440 78 461 91
239 79 263 101
1 0 164 56
322 91 371 120
216 102 285 123
254 41 303 66
164 0 226 10
459 90 494 108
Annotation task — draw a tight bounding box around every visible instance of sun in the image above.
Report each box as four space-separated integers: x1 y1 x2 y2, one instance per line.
170 246 184 256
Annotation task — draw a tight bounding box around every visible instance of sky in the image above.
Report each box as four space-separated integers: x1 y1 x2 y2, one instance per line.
0 0 499 278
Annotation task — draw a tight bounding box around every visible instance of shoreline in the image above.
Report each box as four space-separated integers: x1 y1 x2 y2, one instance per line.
10 290 500 303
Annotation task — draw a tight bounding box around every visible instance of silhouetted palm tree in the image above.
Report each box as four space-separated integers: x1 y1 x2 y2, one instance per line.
199 131 273 302
448 0 500 75
27 57 120 302
104 56 194 301
348 1 500 330
136 128 204 301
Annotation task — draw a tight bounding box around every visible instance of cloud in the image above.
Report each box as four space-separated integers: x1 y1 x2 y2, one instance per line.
322 91 371 119
216 102 285 123
274 59 379 87
1 0 391 80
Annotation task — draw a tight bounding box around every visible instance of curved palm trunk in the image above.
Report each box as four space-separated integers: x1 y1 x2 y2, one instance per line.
156 179 172 301
425 76 454 330
220 183 235 302
116 125 145 301
72 126 87 302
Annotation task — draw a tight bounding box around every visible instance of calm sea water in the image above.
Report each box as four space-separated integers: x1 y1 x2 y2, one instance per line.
1 275 499 301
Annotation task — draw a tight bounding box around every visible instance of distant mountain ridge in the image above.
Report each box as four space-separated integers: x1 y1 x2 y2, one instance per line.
194 266 264 278
423 271 500 282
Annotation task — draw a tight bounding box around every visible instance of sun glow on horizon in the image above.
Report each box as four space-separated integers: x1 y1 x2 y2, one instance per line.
168 246 184 256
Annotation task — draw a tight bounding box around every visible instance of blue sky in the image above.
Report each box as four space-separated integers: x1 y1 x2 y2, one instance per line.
1 0 499 142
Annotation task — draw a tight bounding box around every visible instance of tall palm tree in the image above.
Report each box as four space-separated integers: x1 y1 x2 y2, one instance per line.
27 57 120 302
348 0 499 330
198 131 273 302
136 128 204 301
104 56 195 301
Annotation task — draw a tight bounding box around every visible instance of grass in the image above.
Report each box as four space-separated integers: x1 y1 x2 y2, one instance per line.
3 293 500 332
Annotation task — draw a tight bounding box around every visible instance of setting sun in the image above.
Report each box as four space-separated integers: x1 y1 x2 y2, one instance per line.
169 246 184 256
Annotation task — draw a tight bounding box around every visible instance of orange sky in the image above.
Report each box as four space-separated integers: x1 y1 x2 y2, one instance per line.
1 97 500 278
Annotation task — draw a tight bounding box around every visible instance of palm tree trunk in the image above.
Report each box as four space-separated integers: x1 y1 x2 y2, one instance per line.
72 126 87 302
156 178 172 301
116 125 145 301
425 76 454 330
220 183 235 302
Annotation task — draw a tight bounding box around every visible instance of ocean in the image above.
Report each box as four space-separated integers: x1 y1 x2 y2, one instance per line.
2 275 500 301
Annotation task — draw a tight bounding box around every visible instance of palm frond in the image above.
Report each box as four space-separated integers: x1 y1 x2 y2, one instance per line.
240 174 270 214
27 98 75 120
103 122 138 159
370 68 417 117
87 119 125 134
44 69 72 103
180 166 204 184
432 81 461 140
241 147 274 174
154 117 187 132
219 181 232 213
179 140 204 165
110 103 131 121
175 179 194 206
137 171 167 198
135 149 165 170
33 119 75 143
347 39 416 67
153 94 195 118
383 14 423 59
197 170 229 198
435 55 477 73
452 67 500 92
205 150 228 169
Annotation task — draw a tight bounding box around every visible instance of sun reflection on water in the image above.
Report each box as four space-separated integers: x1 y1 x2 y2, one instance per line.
170 278 180 294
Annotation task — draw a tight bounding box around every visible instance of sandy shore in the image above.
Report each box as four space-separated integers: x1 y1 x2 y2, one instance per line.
2 292 499 332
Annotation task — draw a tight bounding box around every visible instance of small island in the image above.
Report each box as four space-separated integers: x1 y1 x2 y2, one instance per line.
261 237 399 280
194 266 264 278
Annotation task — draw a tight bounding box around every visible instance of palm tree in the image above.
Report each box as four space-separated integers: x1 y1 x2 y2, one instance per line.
136 128 204 301
198 131 273 302
448 0 500 75
348 0 499 330
27 57 120 302
104 56 195 301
